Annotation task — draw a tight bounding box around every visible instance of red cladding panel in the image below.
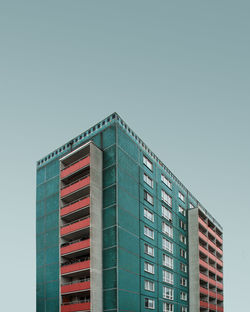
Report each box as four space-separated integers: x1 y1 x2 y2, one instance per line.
61 176 90 197
61 302 90 312
61 197 90 217
61 239 90 256
209 303 217 310
61 218 90 236
61 156 90 179
61 281 90 294
217 307 224 312
200 287 208 296
61 260 90 275
217 293 224 301
200 301 209 309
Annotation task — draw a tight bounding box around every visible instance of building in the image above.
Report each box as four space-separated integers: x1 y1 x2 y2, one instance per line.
36 112 224 312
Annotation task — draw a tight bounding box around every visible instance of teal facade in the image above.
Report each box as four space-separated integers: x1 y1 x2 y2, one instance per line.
36 113 205 312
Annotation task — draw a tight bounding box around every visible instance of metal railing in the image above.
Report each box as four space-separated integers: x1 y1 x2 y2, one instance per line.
61 174 90 190
61 277 90 286
62 298 90 305
61 154 90 171
61 256 90 267
61 195 90 209
61 215 90 228
61 237 89 248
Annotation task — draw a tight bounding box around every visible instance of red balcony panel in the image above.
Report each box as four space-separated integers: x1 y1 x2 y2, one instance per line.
200 301 209 309
199 259 209 270
217 293 224 301
209 290 217 298
216 258 223 267
61 197 90 217
217 281 223 290
199 217 208 229
209 266 217 275
61 156 90 179
61 176 90 198
61 239 90 256
61 260 90 275
217 270 223 279
209 303 217 311
200 287 208 296
199 245 209 257
61 218 90 236
200 273 209 282
217 306 224 312
199 231 208 242
61 281 90 294
208 240 217 252
208 227 223 244
61 302 90 312
208 253 217 263
209 278 217 287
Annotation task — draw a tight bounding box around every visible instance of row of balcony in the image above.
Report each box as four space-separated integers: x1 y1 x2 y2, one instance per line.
200 300 223 311
199 231 223 258
199 259 223 279
200 273 223 290
61 300 90 312
199 217 223 245
199 245 223 267
200 287 224 300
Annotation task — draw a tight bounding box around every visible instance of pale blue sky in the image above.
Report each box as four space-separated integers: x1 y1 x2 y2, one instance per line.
0 0 249 311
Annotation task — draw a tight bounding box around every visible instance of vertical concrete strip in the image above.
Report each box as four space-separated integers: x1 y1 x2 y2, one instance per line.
90 143 103 312
188 208 200 312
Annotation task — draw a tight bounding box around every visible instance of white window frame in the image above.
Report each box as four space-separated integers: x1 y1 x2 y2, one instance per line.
144 280 155 292
163 302 174 312
163 254 173 269
144 190 154 205
144 243 154 257
144 173 154 188
180 234 187 245
179 220 186 231
178 191 185 202
145 298 155 309
162 237 173 254
189 203 194 209
161 174 172 189
144 208 154 222
144 261 155 274
143 155 153 171
178 206 186 216
162 222 173 238
162 205 172 222
161 190 172 207
180 248 187 259
163 286 174 300
180 291 187 301
181 307 188 312
180 277 187 287
180 262 187 273
163 270 174 284
144 225 154 240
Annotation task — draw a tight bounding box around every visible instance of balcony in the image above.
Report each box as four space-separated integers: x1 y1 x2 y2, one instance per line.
217 306 224 312
61 259 90 276
61 239 90 257
200 273 209 283
209 303 217 311
61 301 90 312
199 245 209 258
199 231 208 243
200 287 208 296
61 279 90 295
217 281 223 290
209 290 217 299
200 300 209 309
217 293 224 301
61 176 90 201
61 217 90 240
199 217 208 230
61 196 90 219
199 258 209 270
61 156 90 179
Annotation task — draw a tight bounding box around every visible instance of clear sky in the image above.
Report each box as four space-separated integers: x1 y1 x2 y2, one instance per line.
1 0 249 311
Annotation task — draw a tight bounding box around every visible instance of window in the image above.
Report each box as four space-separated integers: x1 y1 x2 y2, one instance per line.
145 298 155 309
163 286 174 300
162 222 173 238
181 307 187 312
189 203 194 209
144 190 154 205
180 248 187 259
144 261 155 274
179 220 186 231
143 155 153 171
178 206 186 216
178 191 185 202
162 205 172 222
163 303 174 312
144 208 154 222
161 174 172 189
180 277 187 287
161 190 172 207
144 243 154 257
163 270 174 284
180 262 187 273
144 280 155 292
180 234 187 245
163 254 173 269
144 173 154 188
180 291 187 301
144 226 154 239
162 237 173 254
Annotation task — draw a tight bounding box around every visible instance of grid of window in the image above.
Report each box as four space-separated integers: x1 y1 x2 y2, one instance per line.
180 277 187 287
180 234 187 245
145 298 155 309
178 206 186 216
161 190 172 207
162 205 172 222
144 190 154 205
178 191 185 202
163 303 174 312
144 225 154 239
163 286 174 300
180 291 188 301
144 243 154 257
163 254 173 269
161 174 172 189
180 248 187 259
163 270 174 284
143 155 153 171
180 262 187 273
144 261 155 274
144 173 154 188
144 280 155 292
162 237 173 254
162 222 173 238
144 208 154 222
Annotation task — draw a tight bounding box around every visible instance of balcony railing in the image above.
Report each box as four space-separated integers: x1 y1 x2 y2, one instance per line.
61 258 90 275
61 238 90 256
61 175 90 198
61 196 90 217
61 155 90 179
61 300 90 312
60 217 90 237
61 279 90 294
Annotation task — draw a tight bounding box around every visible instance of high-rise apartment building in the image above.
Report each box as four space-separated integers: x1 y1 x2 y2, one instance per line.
36 113 223 312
